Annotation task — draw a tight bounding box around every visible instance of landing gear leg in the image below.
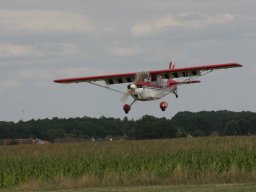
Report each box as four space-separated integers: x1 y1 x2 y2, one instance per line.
123 100 136 114
174 90 178 98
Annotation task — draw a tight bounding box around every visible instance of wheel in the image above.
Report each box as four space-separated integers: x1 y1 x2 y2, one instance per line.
123 104 131 114
160 102 168 111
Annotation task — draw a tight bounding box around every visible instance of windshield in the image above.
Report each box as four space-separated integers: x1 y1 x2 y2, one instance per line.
135 72 150 82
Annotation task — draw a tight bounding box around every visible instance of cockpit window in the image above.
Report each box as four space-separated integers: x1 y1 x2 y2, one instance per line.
135 72 150 82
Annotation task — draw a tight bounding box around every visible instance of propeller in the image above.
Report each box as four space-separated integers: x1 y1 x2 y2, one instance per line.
121 72 151 103
121 84 136 102
121 90 131 103
121 72 145 103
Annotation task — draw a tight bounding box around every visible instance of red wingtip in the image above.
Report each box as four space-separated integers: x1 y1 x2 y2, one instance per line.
54 79 61 83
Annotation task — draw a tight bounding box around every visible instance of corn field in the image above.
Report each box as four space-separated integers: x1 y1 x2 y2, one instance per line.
1 136 256 189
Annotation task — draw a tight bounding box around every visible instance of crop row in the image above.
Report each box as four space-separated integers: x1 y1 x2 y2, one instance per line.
0 136 256 188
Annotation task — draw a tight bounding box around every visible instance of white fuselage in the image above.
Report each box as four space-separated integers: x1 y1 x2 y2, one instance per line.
130 86 176 101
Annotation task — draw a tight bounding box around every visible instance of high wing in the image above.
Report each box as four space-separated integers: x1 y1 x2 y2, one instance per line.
149 63 242 79
54 63 242 85
54 72 137 85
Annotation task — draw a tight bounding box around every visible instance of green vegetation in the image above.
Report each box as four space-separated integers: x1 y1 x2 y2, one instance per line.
0 136 256 190
2 183 256 192
0 111 256 141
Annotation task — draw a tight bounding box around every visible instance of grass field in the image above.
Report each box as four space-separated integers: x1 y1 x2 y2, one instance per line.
43 183 256 192
2 183 256 192
0 136 256 190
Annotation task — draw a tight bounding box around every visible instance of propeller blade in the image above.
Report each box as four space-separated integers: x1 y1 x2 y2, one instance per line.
121 90 131 103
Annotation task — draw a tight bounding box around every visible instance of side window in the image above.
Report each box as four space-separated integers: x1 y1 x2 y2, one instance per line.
151 75 157 82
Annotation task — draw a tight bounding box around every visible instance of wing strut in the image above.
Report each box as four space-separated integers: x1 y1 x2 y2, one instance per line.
178 70 213 85
88 82 125 95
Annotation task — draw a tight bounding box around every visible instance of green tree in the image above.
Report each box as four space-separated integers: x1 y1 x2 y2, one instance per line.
223 120 239 135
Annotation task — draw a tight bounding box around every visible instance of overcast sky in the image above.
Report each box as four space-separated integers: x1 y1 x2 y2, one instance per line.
0 0 255 121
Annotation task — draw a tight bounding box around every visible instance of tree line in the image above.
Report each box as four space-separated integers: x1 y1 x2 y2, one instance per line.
0 110 255 142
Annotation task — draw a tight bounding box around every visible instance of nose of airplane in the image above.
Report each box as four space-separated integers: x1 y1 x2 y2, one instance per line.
129 84 137 90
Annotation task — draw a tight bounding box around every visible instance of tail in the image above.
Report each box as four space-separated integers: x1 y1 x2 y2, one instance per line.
169 61 175 69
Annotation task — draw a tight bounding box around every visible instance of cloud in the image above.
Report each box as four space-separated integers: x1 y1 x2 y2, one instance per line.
0 79 19 88
131 12 235 36
17 68 52 81
15 67 105 89
0 43 83 59
109 47 140 56
31 43 83 58
0 43 33 58
16 66 106 82
58 67 106 77
0 10 94 35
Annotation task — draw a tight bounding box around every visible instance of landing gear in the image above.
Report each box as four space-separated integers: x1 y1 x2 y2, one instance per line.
123 104 131 114
173 90 178 98
123 100 136 114
160 101 168 111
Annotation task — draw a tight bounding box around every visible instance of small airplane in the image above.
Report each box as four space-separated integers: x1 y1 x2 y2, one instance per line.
54 61 242 114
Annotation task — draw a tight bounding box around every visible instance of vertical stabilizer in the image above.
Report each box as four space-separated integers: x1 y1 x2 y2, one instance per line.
169 61 175 69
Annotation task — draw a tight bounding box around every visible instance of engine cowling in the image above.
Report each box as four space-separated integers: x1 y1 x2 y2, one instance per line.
130 84 137 90
160 102 168 111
